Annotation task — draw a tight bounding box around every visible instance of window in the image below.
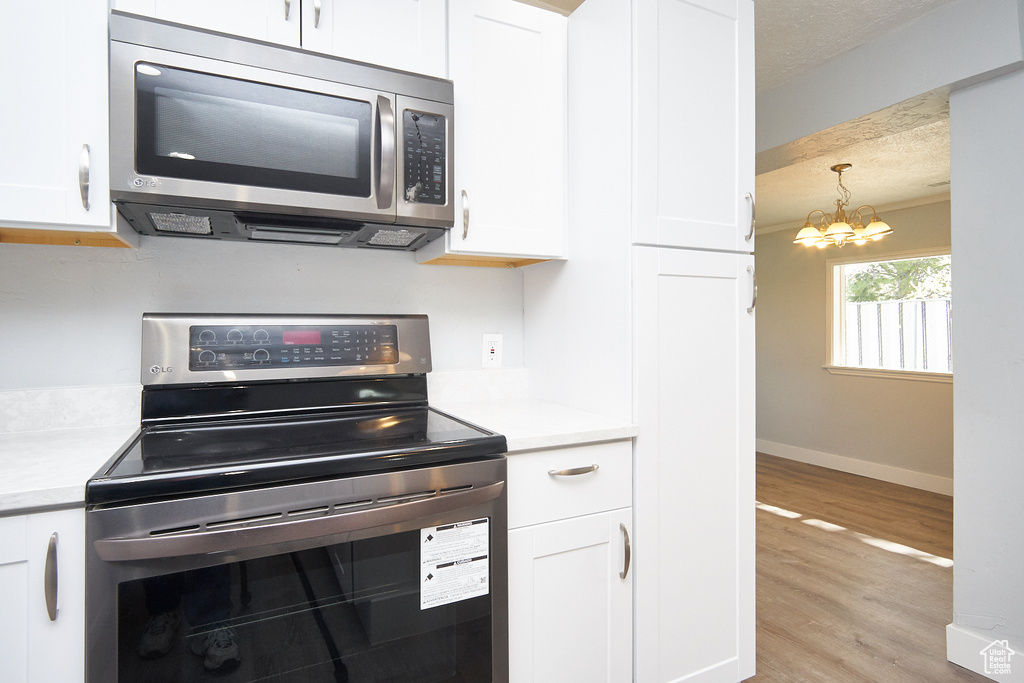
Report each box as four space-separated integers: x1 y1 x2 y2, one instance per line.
827 249 952 377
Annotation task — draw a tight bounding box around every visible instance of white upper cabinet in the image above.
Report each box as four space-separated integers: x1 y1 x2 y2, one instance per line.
112 0 446 77
0 0 132 246
418 0 567 266
111 0 300 45
633 0 755 252
301 0 447 77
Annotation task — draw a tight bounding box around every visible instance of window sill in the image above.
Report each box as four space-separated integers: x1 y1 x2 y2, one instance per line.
823 365 953 384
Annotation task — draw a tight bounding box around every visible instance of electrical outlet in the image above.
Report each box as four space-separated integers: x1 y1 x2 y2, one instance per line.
482 333 503 368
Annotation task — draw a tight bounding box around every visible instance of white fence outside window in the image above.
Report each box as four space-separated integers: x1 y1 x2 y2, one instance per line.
841 298 952 373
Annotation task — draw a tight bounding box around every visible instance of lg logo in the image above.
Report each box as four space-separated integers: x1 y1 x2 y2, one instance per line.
149 365 173 375
132 177 159 188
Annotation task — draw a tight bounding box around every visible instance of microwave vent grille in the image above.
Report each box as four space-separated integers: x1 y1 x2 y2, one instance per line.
150 212 213 235
366 228 422 248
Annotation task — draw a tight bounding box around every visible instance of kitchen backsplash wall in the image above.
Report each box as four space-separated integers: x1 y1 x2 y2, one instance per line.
0 236 524 391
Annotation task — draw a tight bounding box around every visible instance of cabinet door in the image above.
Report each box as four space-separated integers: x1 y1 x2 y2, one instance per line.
301 0 447 77
443 0 567 259
633 0 754 252
111 0 300 45
0 508 86 683
508 508 632 682
633 246 755 683
0 0 110 230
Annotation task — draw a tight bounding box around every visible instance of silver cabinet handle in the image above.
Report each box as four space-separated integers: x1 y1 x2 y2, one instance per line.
375 95 395 210
461 190 470 239
547 464 599 477
284 0 291 20
95 482 504 561
44 533 58 621
619 523 631 580
313 0 322 28
747 265 757 313
745 192 755 241
78 144 90 211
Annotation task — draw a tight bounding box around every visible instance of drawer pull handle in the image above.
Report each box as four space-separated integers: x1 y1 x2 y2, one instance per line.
620 523 631 579
547 464 599 477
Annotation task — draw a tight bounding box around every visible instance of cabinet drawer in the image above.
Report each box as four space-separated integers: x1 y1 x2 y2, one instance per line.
507 441 631 529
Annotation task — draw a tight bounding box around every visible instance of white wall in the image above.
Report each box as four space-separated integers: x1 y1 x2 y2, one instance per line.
523 0 632 422
0 235 525 391
755 202 953 490
947 67 1024 675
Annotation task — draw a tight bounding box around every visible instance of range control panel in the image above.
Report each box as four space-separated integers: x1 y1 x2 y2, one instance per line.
189 324 399 371
402 109 446 205
141 314 431 386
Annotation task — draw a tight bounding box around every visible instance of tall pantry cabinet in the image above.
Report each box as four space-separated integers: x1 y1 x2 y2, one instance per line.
523 0 755 681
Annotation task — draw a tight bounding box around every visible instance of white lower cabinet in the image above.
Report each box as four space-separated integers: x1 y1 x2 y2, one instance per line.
0 508 86 683
506 441 633 682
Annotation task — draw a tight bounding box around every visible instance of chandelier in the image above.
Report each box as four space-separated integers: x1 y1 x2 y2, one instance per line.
793 163 892 248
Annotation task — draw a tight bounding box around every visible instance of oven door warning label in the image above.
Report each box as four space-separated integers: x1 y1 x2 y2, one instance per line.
420 518 490 610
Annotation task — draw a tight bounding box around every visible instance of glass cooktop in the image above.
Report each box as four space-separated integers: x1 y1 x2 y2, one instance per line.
87 407 506 506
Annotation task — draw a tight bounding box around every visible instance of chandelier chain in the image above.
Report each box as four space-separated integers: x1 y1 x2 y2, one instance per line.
835 168 851 208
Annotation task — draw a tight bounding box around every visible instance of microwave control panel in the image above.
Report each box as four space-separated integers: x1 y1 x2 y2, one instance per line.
188 324 399 370
403 110 446 205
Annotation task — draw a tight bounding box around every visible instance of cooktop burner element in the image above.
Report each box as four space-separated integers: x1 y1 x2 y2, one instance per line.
88 314 506 506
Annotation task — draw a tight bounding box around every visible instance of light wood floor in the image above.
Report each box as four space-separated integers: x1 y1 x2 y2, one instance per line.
753 453 988 682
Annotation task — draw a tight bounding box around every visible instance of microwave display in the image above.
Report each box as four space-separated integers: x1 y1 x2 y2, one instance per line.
134 63 373 197
403 110 446 205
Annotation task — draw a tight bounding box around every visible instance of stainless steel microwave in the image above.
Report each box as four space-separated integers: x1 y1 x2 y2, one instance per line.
109 12 454 250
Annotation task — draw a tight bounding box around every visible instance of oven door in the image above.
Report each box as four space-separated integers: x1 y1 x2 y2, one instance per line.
86 457 507 683
109 40 397 224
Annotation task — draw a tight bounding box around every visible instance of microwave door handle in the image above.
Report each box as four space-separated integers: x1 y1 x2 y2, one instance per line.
375 95 396 210
93 481 504 562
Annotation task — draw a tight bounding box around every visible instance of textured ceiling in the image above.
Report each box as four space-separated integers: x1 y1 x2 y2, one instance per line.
756 118 950 230
755 0 960 93
754 0 956 232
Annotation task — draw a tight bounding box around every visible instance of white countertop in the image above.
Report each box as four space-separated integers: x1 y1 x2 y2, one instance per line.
0 375 636 515
433 398 637 454
0 424 138 515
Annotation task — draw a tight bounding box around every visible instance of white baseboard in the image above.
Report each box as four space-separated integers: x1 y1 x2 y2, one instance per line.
947 623 1023 682
756 439 954 496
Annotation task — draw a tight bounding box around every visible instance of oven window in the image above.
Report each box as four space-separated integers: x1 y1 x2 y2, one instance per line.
134 63 372 197
115 528 492 682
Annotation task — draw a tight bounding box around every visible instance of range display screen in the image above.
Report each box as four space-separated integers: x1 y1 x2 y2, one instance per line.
282 330 322 345
189 324 398 371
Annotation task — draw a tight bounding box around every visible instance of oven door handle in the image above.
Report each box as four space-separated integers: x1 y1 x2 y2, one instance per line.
93 481 504 562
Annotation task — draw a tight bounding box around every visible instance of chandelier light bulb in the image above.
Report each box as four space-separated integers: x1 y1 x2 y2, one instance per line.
793 224 824 246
